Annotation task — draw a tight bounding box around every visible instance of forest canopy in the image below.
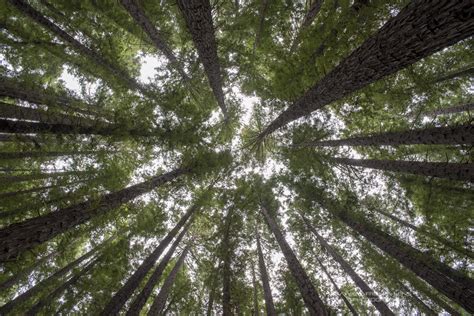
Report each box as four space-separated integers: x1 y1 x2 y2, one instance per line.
0 0 473 315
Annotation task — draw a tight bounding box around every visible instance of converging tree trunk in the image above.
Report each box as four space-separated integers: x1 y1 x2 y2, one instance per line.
7 0 149 96
0 151 103 160
221 208 234 316
302 215 393 315
256 228 276 316
254 0 269 52
323 199 474 313
147 245 190 315
0 170 93 185
0 177 94 199
251 262 260 316
176 0 228 119
396 280 437 316
120 0 189 82
423 103 474 117
290 0 324 51
258 1 474 139
299 124 474 147
333 157 474 182
0 168 190 262
126 220 192 316
260 205 328 315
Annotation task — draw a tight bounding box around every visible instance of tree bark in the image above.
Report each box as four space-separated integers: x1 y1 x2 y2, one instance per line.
302 216 393 315
206 287 214 316
290 0 323 52
147 246 190 315
258 0 474 139
0 250 57 292
299 124 474 147
313 253 358 315
0 241 102 314
120 0 190 82
176 0 228 119
260 205 328 315
333 157 474 182
256 229 276 316
101 204 196 315
0 170 92 185
221 208 233 316
423 103 474 117
7 0 148 96
25 256 99 315
325 201 474 313
126 220 192 315
251 262 260 316
0 168 189 262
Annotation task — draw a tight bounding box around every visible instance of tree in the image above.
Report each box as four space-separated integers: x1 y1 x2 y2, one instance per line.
257 1 474 140
221 208 234 316
256 228 276 316
423 103 474 117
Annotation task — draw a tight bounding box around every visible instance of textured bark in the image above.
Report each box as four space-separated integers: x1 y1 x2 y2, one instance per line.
327 203 474 313
221 209 233 316
0 102 102 128
126 221 192 316
177 0 228 119
101 204 196 315
251 262 260 316
0 151 102 160
7 0 148 96
396 280 436 316
301 124 474 147
424 103 474 117
0 251 57 292
313 254 358 315
25 256 98 315
120 0 189 82
0 170 92 185
302 216 393 315
258 0 474 139
256 229 276 316
0 168 189 262
0 243 101 314
260 205 328 315
0 177 93 199
374 209 474 259
0 119 154 137
147 246 190 315
334 157 474 182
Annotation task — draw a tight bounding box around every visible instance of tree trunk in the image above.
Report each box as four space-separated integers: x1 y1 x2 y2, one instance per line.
0 177 93 199
258 0 474 139
0 170 92 185
424 103 474 117
302 216 393 315
25 256 99 315
100 205 196 315
206 287 214 316
290 0 323 52
351 0 369 11
373 208 474 259
0 196 69 220
222 209 233 316
260 205 328 315
0 250 57 292
126 220 192 315
251 262 259 316
432 65 474 84
300 124 474 147
313 254 358 315
256 229 276 316
7 0 148 96
333 157 474 182
147 246 190 315
326 201 474 313
0 241 103 314
0 151 103 160
396 280 437 316
120 0 189 82
176 0 228 119
254 0 269 52
0 168 190 262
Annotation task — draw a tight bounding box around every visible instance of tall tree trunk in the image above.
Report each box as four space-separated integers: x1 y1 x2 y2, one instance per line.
256 229 276 316
25 256 99 315
396 280 437 316
0 151 104 160
251 262 259 316
414 281 461 316
7 0 148 96
0 251 57 292
0 196 69 220
260 205 328 315
333 157 474 182
299 124 474 147
126 220 192 315
147 246 190 315
221 209 233 316
432 65 474 84
0 168 189 262
254 0 269 52
313 254 358 315
206 287 215 316
290 0 324 52
0 177 93 199
176 0 228 119
120 0 189 82
0 241 104 314
324 200 474 313
0 170 92 185
258 0 474 139
424 103 474 117
101 205 196 315
373 208 474 259
302 216 393 315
